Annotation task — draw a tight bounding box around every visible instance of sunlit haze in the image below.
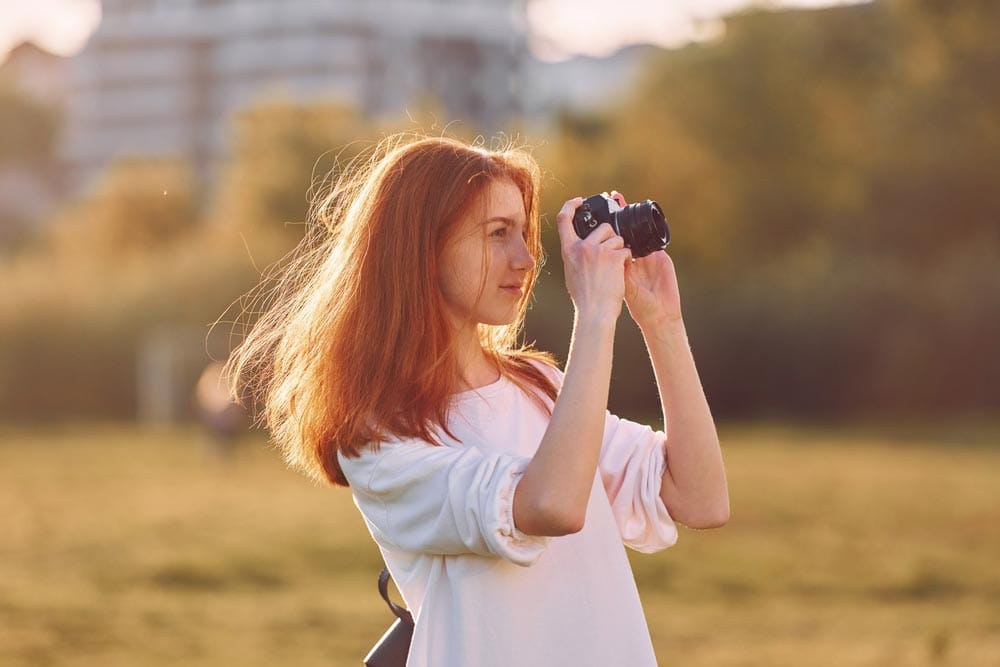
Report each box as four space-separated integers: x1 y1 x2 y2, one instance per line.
2 0 871 62
528 0 871 60
0 0 102 58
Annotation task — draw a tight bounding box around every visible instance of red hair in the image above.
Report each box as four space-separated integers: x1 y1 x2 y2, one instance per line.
223 133 559 487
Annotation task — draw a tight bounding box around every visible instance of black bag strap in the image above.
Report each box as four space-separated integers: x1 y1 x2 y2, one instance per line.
378 567 414 626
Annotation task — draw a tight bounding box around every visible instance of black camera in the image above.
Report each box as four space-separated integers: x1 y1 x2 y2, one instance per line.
571 193 669 258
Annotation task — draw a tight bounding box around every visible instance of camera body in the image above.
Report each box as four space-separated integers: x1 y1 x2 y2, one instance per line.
571 193 669 258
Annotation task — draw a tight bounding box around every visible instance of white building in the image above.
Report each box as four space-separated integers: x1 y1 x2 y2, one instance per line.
62 0 530 192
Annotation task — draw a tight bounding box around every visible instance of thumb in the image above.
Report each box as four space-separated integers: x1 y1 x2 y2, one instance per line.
624 257 637 299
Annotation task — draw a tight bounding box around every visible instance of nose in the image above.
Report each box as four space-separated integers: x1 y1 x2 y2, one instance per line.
510 236 536 272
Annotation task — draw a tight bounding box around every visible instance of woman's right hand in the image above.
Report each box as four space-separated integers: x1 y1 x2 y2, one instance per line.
556 196 633 322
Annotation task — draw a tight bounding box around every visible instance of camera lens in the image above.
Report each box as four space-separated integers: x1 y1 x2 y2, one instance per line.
614 200 669 258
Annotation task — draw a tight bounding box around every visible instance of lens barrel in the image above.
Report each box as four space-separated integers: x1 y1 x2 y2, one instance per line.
615 200 669 258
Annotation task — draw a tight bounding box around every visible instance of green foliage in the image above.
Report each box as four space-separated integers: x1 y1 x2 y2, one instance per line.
534 0 1000 420
210 100 373 251
0 226 263 420
2 0 999 422
0 156 219 420
46 158 200 261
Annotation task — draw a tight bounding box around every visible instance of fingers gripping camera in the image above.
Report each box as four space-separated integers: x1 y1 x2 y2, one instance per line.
571 193 670 258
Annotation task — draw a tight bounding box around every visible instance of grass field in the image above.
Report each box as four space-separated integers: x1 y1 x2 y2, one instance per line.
2 420 998 666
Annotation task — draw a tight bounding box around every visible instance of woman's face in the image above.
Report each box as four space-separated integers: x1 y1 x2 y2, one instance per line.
439 178 536 328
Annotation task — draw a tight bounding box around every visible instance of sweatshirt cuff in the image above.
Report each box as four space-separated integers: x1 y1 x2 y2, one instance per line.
491 463 551 566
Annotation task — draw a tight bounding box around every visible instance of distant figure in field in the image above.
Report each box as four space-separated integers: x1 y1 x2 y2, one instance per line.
195 360 247 460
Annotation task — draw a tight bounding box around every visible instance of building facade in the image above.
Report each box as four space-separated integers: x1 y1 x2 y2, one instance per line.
62 0 529 192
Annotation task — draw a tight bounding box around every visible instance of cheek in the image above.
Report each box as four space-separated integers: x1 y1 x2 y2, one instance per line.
443 266 471 300
439 245 488 300
438 251 463 298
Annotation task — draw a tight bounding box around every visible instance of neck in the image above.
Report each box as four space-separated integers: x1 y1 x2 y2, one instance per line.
451 323 499 392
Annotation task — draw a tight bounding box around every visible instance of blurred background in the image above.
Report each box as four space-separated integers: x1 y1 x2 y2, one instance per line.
1 0 997 665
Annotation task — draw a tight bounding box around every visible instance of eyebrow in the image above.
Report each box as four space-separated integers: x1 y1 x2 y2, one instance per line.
483 216 525 225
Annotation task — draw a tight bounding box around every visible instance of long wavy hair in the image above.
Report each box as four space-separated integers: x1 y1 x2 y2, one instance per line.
222 133 560 487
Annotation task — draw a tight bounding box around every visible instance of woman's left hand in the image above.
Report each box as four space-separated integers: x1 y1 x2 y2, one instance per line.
608 191 684 329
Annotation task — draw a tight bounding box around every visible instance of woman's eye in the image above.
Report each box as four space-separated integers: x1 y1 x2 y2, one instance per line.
490 228 507 238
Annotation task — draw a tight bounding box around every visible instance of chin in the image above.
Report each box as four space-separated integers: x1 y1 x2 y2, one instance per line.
479 307 520 327
480 316 516 327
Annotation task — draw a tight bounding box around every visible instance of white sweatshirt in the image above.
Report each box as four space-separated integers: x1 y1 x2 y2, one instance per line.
338 359 679 667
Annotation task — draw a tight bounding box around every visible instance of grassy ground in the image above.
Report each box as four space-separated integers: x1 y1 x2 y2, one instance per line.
1 420 998 666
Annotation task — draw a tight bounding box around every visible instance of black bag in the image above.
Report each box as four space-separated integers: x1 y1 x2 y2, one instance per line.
364 567 414 667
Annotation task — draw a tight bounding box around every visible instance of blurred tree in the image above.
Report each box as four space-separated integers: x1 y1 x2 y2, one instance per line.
534 0 1000 420
45 158 199 262
209 100 373 256
0 80 59 167
626 4 895 269
861 0 1000 260
0 81 62 253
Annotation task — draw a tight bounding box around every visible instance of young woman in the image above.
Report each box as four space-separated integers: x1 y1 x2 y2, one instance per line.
224 132 729 666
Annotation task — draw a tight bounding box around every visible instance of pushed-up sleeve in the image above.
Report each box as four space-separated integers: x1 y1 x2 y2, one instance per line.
338 439 550 567
598 412 679 553
524 358 677 553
